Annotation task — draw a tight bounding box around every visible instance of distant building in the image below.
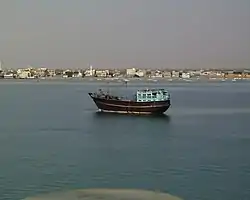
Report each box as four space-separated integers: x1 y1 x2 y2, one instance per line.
84 65 95 77
112 69 122 77
63 70 74 78
224 70 243 79
188 70 201 77
36 68 48 77
95 70 109 77
171 71 180 78
151 70 163 78
4 71 14 79
72 71 82 78
126 68 136 77
162 71 171 78
17 69 32 79
48 69 56 77
181 73 190 79
135 69 145 77
243 70 250 78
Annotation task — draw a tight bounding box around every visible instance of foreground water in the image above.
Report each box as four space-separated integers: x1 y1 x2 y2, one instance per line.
0 80 250 200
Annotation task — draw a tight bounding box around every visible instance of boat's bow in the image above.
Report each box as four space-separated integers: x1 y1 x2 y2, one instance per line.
88 92 94 98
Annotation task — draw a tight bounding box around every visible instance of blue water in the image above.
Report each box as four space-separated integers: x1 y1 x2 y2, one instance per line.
0 80 250 200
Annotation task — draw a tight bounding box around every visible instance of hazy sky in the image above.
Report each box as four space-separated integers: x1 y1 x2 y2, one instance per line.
0 0 249 69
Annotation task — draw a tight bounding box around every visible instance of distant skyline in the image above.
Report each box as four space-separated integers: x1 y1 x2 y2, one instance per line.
0 0 250 69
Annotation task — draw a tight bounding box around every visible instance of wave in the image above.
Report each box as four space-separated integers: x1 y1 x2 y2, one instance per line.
171 108 250 116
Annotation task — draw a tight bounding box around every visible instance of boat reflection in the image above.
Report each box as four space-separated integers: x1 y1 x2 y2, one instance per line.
93 111 171 122
22 188 182 200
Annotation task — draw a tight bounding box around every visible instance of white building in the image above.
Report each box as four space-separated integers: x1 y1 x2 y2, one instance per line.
151 70 163 78
72 71 83 78
4 74 14 78
84 65 95 77
126 68 136 76
135 70 145 77
172 71 180 78
181 73 191 79
18 70 31 79
163 71 172 78
95 70 109 77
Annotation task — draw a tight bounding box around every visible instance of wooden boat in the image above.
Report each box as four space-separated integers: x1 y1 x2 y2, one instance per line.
89 88 171 115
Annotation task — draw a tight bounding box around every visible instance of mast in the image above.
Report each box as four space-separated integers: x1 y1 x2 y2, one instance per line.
107 81 110 94
123 79 129 99
124 80 128 88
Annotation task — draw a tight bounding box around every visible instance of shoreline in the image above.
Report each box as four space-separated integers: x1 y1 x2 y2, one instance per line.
0 77 250 83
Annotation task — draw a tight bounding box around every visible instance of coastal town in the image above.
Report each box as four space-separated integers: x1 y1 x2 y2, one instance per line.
1 63 250 81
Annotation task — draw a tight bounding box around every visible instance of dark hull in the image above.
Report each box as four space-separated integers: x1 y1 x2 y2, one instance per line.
89 93 170 115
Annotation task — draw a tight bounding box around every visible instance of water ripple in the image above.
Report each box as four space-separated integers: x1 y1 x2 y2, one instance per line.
38 127 82 133
198 164 228 175
173 108 250 116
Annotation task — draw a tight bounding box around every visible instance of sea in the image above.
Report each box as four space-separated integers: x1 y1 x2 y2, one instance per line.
0 79 250 200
